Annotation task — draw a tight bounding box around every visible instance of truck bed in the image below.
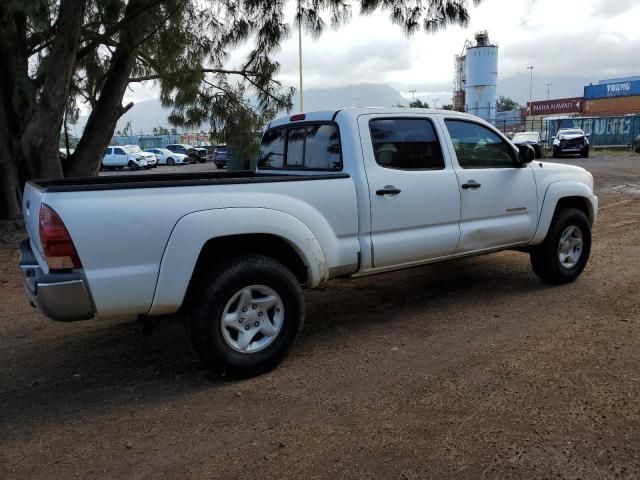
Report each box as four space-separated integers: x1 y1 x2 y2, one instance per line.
29 171 350 192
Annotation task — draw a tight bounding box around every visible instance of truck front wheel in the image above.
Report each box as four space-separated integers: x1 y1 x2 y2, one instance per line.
186 255 304 377
530 208 591 285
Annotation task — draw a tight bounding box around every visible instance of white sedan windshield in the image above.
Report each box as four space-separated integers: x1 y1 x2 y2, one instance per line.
513 133 539 142
124 145 142 153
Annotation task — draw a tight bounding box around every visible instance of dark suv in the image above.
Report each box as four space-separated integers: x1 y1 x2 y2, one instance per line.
552 128 590 158
213 144 229 169
166 144 207 163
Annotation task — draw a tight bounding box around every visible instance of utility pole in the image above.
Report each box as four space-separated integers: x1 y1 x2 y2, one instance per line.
546 82 553 100
527 66 534 129
434 98 440 108
408 89 417 104
297 1 304 112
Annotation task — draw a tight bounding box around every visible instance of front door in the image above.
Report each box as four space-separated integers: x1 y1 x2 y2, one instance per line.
442 118 538 252
358 115 461 268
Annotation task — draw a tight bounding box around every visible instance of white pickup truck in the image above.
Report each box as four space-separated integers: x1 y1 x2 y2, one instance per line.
20 108 597 377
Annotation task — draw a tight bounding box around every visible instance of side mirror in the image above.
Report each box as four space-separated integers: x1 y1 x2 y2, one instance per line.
586 133 591 138
515 145 534 167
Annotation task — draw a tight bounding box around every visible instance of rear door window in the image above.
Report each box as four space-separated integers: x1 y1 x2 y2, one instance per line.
369 118 444 170
259 123 341 171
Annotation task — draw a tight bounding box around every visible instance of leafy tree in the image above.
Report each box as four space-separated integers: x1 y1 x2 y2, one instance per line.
409 99 430 109
441 104 454 110
0 0 482 219
497 96 520 112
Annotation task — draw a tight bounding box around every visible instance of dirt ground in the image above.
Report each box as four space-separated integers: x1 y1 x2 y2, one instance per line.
1 153 639 479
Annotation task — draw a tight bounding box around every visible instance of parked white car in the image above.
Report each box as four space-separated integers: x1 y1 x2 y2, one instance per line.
102 145 150 170
21 108 597 378
144 148 189 166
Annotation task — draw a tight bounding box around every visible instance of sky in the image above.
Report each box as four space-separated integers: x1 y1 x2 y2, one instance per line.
121 0 640 109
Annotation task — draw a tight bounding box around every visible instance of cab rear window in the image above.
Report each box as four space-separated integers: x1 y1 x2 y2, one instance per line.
258 123 342 171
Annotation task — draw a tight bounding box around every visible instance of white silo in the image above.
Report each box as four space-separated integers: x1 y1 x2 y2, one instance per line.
465 31 498 123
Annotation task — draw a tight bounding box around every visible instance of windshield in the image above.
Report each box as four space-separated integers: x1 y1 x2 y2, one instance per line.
512 133 538 142
559 129 584 136
124 145 141 153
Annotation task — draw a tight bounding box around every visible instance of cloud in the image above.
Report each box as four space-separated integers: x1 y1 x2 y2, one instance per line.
593 0 637 17
276 37 412 88
500 30 640 79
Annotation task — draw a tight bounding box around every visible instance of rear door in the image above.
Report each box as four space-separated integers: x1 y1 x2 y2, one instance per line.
358 114 461 268
103 148 113 166
442 118 538 252
113 147 127 166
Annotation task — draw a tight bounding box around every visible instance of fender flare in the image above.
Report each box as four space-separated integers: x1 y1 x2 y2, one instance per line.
148 207 328 315
530 181 598 245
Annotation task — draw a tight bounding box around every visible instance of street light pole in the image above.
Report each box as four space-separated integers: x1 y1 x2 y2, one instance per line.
297 1 304 112
546 82 553 100
408 89 417 104
434 98 440 108
527 66 534 129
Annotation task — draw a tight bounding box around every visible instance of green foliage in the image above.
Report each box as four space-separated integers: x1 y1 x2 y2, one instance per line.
409 99 430 108
19 0 482 136
441 104 454 110
497 96 520 112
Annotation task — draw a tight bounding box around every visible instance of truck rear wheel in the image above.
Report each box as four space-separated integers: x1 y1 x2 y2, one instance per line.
530 208 591 285
186 255 304 377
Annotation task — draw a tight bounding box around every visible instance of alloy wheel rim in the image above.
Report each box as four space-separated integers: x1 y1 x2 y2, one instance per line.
558 225 583 269
220 285 284 353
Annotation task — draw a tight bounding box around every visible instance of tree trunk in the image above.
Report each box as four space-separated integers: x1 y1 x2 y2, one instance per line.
66 0 145 176
20 0 85 180
0 7 33 219
0 162 23 219
65 57 136 176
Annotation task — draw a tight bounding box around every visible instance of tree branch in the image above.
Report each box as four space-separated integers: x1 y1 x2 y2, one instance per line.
75 0 171 61
129 68 256 82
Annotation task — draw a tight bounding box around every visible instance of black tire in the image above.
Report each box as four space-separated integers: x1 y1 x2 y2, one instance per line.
185 255 304 377
167 158 175 166
580 147 590 158
552 147 560 158
128 160 139 171
530 208 591 285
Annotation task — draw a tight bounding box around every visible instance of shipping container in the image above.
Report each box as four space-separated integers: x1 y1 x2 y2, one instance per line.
584 79 640 100
545 115 640 147
583 96 640 115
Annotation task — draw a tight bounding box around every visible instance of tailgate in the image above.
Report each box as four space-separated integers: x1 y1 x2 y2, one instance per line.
22 182 45 262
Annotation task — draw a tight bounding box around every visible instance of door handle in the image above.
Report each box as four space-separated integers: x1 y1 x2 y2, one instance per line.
461 180 481 190
376 186 402 196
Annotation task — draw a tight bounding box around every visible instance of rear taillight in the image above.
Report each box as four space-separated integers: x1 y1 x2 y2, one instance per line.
39 204 82 270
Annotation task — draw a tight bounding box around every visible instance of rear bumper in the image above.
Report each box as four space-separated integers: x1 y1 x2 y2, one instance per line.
20 240 95 322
